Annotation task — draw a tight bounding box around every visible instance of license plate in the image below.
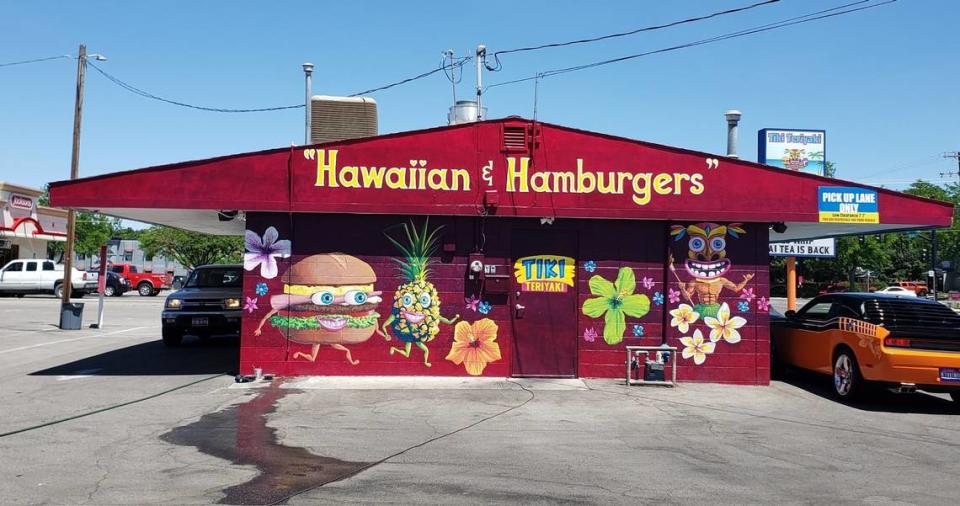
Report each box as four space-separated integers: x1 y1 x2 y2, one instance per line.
192 317 209 327
940 368 960 382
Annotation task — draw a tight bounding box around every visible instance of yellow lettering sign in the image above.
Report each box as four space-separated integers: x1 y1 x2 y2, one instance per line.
513 255 576 293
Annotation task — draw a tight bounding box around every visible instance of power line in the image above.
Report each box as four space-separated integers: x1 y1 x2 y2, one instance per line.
487 0 782 71
487 0 895 91
87 61 304 113
348 56 471 97
86 56 471 112
0 54 71 68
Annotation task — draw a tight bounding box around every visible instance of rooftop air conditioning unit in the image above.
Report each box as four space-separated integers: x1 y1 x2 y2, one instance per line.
310 95 378 144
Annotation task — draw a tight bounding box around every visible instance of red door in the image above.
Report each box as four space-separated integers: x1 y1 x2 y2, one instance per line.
510 230 578 377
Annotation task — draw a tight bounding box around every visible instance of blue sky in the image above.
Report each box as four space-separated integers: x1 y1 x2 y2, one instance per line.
1 0 958 192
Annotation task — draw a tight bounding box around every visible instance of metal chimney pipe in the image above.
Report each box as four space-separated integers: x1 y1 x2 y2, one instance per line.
303 62 314 144
476 45 486 121
725 109 741 158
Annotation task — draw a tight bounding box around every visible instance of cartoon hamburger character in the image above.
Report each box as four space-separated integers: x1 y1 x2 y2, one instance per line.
253 253 382 364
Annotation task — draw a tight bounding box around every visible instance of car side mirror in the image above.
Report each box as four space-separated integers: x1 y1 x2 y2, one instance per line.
784 310 797 319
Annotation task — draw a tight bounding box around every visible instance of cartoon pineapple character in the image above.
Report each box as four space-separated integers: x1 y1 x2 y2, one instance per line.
380 220 459 366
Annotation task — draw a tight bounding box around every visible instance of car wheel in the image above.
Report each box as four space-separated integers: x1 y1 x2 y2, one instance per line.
54 283 64 299
833 348 864 401
138 283 154 296
103 286 116 297
15 293 25 299
162 328 184 347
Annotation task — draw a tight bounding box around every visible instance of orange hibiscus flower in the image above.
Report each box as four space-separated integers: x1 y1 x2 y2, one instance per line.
446 318 501 376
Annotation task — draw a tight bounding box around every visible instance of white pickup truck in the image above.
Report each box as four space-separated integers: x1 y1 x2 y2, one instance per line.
0 259 98 298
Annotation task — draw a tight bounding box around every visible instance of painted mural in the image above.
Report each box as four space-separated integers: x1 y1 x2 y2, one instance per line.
236 215 766 383
380 220 460 367
252 253 382 364
668 223 753 319
581 267 651 345
668 222 752 365
446 318 501 375
244 226 291 279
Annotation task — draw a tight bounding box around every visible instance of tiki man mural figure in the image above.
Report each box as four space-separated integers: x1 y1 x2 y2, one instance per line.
668 222 753 319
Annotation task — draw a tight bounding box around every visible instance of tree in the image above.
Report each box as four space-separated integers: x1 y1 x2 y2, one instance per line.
39 185 119 260
139 226 242 269
823 160 837 178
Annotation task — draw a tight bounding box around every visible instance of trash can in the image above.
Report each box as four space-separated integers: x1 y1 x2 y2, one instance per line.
59 302 85 330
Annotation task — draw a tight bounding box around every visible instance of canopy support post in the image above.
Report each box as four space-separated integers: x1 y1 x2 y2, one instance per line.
786 256 797 311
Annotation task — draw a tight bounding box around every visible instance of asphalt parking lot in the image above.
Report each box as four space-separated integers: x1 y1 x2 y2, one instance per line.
1 295 958 505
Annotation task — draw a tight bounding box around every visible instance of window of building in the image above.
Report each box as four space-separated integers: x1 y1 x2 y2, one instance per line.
123 252 133 262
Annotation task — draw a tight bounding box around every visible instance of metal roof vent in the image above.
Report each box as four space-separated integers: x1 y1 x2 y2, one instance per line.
310 95 378 144
502 125 528 152
448 100 486 125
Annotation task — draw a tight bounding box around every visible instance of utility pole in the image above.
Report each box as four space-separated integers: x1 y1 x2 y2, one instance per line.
60 44 87 314
945 151 960 179
931 229 938 301
445 49 456 107
303 62 313 144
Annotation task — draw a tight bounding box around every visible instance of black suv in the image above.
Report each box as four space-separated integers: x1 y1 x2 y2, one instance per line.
161 265 242 346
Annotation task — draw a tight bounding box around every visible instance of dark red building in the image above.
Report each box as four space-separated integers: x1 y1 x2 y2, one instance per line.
50 118 953 384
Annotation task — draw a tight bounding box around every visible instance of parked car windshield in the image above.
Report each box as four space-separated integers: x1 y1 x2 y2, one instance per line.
185 267 242 288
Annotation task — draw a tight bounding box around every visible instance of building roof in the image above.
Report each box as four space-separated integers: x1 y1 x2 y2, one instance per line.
49 118 953 239
0 182 43 197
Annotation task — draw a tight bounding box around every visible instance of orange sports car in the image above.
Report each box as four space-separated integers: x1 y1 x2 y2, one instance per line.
771 293 960 402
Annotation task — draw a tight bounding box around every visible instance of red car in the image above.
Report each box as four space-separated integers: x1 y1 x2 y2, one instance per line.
109 263 171 296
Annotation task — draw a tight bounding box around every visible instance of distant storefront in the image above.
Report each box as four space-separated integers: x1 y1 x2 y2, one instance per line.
73 239 188 276
0 182 66 266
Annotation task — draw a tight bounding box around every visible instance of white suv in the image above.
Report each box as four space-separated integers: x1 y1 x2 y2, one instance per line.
0 259 97 298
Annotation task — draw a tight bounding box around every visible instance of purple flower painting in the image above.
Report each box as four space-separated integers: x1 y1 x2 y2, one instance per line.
244 226 291 279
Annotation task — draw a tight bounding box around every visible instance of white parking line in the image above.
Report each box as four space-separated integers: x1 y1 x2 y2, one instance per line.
0 327 147 355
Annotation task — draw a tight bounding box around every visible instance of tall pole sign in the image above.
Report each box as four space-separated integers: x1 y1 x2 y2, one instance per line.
760 127 827 311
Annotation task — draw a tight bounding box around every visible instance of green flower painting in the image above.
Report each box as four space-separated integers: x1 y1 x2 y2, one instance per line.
582 267 650 345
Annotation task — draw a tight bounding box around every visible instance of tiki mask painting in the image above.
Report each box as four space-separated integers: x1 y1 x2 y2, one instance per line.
668 222 753 319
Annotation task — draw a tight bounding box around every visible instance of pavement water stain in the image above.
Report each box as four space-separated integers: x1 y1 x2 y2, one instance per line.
160 382 371 505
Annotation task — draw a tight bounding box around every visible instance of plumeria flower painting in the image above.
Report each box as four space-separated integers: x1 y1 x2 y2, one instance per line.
680 329 715 365
255 282 269 296
704 302 747 344
584 260 597 273
632 324 644 337
244 227 291 279
739 287 755 302
478 301 492 314
737 300 750 313
669 304 700 333
243 297 258 314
